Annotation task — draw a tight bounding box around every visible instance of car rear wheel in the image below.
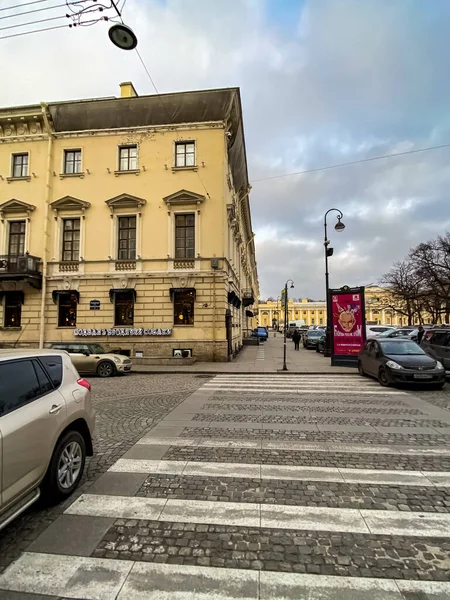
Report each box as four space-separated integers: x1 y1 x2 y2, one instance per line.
378 367 391 387
97 360 115 377
358 361 366 377
42 430 86 504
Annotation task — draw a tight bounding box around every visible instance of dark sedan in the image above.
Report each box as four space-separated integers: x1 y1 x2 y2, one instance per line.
358 338 445 388
303 330 322 349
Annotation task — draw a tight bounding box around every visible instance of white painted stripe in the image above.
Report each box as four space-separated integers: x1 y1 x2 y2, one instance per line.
259 572 400 599
2 553 449 600
204 385 405 395
65 494 450 536
137 436 450 456
0 552 132 600
66 494 167 520
109 458 450 487
119 561 259 599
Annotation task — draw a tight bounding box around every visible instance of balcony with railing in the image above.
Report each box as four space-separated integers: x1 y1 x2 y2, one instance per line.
0 254 42 289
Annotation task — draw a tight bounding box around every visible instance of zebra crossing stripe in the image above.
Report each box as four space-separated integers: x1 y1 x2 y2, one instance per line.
2 553 449 599
108 458 450 487
64 494 450 537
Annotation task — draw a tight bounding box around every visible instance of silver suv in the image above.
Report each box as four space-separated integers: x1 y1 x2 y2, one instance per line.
0 349 95 531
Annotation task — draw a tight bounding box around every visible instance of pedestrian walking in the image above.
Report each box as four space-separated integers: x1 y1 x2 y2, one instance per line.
417 325 425 345
292 328 301 351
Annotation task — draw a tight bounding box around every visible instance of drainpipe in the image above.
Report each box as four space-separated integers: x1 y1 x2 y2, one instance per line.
38 103 53 348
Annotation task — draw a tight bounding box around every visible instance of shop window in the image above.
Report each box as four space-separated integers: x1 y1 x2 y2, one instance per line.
175 213 195 259
119 145 138 171
174 290 194 325
175 141 195 167
4 292 22 327
115 291 134 326
118 216 136 260
62 218 80 262
58 292 77 327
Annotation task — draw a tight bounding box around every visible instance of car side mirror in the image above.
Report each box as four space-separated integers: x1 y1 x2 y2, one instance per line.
83 351 90 356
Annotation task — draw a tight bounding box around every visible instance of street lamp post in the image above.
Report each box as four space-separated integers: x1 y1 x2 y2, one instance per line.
283 279 295 371
324 209 345 357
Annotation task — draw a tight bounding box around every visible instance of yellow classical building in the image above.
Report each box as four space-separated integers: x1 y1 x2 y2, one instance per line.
258 286 420 328
0 83 258 361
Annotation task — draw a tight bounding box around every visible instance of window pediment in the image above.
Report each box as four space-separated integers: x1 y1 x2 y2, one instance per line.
0 198 35 218
163 189 205 209
106 193 146 212
51 196 91 213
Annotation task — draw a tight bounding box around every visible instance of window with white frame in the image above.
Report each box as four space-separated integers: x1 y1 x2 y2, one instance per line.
175 141 195 167
118 145 138 171
64 149 82 174
12 153 29 178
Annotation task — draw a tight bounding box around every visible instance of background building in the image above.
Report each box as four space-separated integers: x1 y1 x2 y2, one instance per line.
0 83 258 361
258 285 434 328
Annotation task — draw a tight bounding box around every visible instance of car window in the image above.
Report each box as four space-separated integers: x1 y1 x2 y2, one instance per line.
33 359 53 394
0 359 44 416
88 344 106 354
430 332 450 346
39 355 63 388
379 340 425 355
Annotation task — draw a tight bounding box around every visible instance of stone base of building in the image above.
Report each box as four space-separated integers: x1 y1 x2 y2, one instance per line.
0 338 232 362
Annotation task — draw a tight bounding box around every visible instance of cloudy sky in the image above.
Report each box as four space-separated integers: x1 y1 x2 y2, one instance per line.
2 0 450 299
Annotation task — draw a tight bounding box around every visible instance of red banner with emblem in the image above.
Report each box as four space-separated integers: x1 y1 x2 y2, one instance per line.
332 292 364 356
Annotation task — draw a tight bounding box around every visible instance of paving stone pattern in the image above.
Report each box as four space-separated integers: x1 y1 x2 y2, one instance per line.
180 427 450 445
204 403 426 416
136 474 450 512
162 446 450 471
0 373 202 575
92 519 450 581
192 413 449 427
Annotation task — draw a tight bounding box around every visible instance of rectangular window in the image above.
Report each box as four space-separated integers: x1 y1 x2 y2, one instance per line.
119 145 138 171
8 220 26 255
175 141 195 167
174 290 195 326
62 218 80 262
4 292 22 327
58 292 77 327
115 291 134 326
64 149 82 174
12 153 29 177
175 213 195 259
118 216 136 260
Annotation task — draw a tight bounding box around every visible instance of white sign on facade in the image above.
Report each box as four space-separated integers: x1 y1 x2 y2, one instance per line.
74 328 172 337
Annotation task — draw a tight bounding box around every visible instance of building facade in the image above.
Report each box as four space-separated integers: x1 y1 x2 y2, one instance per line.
258 286 425 328
0 83 258 361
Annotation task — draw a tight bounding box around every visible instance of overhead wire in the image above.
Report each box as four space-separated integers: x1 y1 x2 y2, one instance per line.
0 0 90 21
251 142 450 183
0 21 68 38
0 0 57 12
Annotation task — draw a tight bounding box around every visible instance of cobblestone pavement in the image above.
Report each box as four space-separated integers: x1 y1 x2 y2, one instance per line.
0 373 203 575
2 373 450 599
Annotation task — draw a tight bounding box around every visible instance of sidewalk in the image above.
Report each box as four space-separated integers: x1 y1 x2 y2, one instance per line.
133 332 356 374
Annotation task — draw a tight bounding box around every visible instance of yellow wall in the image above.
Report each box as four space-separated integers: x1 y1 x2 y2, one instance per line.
0 91 258 361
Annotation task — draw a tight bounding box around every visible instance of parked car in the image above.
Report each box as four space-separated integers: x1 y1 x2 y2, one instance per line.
366 325 396 339
252 327 268 341
358 338 445 388
50 342 132 377
303 330 323 349
421 329 450 375
0 349 95 531
377 328 417 340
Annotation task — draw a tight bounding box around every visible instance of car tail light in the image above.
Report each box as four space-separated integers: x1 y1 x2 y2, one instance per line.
77 378 91 392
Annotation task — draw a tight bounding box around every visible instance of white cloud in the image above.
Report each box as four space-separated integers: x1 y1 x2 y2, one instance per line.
1 0 450 298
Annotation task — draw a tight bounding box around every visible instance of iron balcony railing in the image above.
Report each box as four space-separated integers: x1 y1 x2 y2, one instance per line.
0 254 41 275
